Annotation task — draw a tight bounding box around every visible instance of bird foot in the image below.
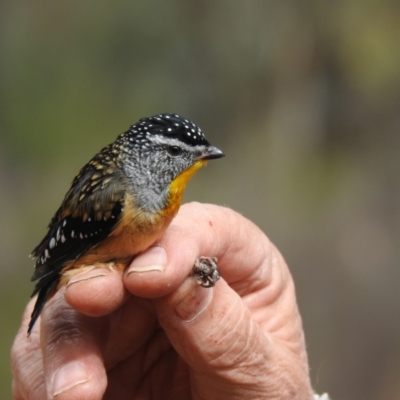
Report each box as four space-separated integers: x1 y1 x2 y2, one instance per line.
192 256 220 288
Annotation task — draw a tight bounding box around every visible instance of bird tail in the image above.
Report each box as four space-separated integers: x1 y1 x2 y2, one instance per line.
28 276 58 336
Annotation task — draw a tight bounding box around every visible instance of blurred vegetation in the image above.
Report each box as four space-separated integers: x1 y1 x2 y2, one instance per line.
1 1 400 399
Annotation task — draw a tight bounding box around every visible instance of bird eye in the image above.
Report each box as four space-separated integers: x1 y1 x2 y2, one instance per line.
167 146 182 156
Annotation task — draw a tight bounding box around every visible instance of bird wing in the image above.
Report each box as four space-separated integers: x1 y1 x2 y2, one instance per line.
30 154 127 291
28 152 131 335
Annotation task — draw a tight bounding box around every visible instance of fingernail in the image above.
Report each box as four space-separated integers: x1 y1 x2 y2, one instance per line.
67 268 108 287
52 362 89 397
128 246 167 274
175 284 212 322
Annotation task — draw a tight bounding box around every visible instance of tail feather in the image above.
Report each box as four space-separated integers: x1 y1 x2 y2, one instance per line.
28 277 58 336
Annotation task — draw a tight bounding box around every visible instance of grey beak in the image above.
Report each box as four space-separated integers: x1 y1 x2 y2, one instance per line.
198 146 225 161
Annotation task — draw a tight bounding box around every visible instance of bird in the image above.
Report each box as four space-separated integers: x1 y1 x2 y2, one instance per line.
28 113 224 335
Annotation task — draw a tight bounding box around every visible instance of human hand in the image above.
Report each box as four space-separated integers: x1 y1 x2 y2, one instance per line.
11 202 314 399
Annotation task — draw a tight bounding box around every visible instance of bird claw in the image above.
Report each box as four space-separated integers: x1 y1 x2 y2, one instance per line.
192 256 220 288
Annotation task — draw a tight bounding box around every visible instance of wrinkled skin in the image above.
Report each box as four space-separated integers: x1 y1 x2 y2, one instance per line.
11 203 314 400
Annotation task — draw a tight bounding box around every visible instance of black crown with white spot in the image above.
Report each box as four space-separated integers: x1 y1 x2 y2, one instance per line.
127 113 209 147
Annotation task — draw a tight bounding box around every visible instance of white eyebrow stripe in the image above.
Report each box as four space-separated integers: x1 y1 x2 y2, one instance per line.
148 135 206 152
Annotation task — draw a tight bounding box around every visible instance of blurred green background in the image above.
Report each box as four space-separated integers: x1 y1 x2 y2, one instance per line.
2 1 400 399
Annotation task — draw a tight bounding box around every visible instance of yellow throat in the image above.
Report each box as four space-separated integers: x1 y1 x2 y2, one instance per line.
167 160 207 213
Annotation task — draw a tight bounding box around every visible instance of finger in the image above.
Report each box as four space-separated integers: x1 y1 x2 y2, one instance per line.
64 267 129 317
11 299 47 400
40 289 107 400
155 278 313 400
162 203 304 342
